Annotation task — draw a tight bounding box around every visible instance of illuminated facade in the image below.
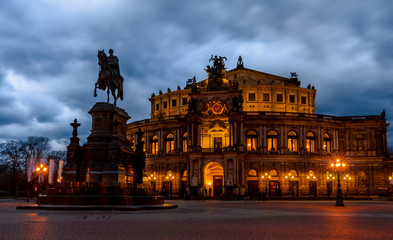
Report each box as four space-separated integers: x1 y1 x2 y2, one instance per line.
127 56 391 199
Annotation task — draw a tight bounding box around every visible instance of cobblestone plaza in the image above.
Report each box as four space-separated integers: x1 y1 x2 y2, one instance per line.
2 199 393 239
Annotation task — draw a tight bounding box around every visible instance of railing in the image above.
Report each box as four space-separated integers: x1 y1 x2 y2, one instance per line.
245 112 382 121
129 112 382 127
128 115 187 126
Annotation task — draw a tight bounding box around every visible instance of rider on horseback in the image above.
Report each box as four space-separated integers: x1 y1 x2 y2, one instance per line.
95 49 124 105
108 49 121 88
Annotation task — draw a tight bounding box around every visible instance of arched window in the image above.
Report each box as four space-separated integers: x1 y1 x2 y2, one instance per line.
165 133 174 153
288 169 298 180
247 169 258 177
182 170 187 182
246 130 258 151
306 132 315 152
141 137 145 152
269 169 279 177
267 131 278 151
323 133 331 153
151 135 158 154
182 132 188 153
288 131 298 152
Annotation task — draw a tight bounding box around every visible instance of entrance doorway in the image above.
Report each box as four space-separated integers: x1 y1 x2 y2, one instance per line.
213 175 223 197
327 181 333 197
248 181 258 198
204 162 224 198
269 181 280 196
309 181 317 197
289 181 299 197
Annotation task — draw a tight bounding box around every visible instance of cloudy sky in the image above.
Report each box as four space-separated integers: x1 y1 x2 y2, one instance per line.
0 0 392 151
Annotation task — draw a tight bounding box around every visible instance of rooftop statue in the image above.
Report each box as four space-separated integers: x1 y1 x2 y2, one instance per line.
94 49 124 105
237 56 244 68
205 55 227 79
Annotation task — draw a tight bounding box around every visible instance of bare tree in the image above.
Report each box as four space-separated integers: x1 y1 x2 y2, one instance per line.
0 140 27 195
24 136 50 165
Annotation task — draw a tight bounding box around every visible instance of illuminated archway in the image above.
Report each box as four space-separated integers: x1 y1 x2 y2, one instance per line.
204 162 224 197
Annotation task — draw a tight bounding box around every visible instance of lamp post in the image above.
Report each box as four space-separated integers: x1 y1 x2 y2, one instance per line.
261 173 270 197
307 173 316 197
35 163 48 196
330 158 346 206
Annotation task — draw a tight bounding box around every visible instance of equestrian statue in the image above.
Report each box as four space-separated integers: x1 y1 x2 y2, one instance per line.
94 49 124 105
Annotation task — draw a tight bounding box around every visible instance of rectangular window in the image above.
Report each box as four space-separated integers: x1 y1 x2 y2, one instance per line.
163 101 168 109
289 95 295 103
276 94 283 102
182 97 188 105
155 103 160 111
172 99 177 107
301 96 307 104
248 93 256 101
263 93 269 101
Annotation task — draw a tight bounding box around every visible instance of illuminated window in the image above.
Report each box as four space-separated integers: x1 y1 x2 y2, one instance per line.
269 169 279 177
248 93 256 101
306 132 315 152
130 138 134 149
323 133 331 153
289 169 298 178
246 130 258 151
288 131 298 152
263 93 269 101
182 132 188 152
151 135 158 154
267 131 278 151
141 137 145 152
165 133 174 153
247 169 258 177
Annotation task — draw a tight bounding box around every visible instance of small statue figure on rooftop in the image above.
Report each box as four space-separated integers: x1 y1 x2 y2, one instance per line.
290 72 298 79
237 56 244 68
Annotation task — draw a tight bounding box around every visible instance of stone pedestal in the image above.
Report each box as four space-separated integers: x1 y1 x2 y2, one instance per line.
38 102 163 206
63 102 140 185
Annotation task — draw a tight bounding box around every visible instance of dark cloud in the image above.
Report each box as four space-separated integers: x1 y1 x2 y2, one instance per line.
0 0 393 150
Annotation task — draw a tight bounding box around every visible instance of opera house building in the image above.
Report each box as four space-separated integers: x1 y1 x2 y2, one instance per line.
127 56 391 199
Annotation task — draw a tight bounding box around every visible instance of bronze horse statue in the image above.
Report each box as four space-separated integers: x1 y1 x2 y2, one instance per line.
94 49 124 105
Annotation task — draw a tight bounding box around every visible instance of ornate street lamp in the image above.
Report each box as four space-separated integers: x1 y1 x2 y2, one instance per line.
329 158 348 206
35 163 48 196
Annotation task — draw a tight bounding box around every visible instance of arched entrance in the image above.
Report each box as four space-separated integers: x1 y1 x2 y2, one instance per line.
204 162 224 198
247 169 258 199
